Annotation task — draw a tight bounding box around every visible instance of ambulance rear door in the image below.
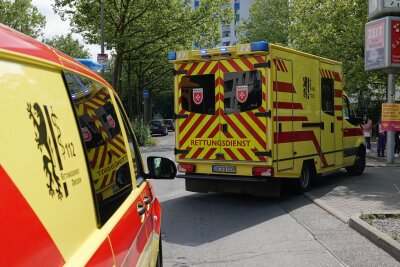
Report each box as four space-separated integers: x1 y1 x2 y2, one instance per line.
175 56 269 164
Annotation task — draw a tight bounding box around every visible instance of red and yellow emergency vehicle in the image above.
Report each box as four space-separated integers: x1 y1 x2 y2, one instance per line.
168 42 365 196
0 24 176 266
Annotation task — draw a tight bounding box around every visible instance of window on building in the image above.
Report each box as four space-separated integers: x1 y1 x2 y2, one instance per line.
194 0 199 8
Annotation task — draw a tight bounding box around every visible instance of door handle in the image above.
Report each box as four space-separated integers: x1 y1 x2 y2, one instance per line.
137 204 146 216
222 124 228 133
144 196 151 205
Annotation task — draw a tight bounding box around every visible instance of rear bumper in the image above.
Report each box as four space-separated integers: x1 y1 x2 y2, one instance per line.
177 173 270 182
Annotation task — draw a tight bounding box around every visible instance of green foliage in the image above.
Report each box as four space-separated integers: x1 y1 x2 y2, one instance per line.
238 0 289 45
130 118 150 147
240 0 387 116
43 33 90 58
0 0 45 38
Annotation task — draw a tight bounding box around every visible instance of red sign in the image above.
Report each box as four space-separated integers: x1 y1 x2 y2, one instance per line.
107 115 116 128
193 88 203 105
391 20 400 64
81 127 92 142
236 85 248 103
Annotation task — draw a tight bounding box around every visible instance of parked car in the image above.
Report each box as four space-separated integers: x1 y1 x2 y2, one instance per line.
164 119 175 131
0 24 176 266
149 120 168 136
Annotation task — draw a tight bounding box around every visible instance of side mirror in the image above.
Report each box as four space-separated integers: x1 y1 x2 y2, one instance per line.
146 156 176 179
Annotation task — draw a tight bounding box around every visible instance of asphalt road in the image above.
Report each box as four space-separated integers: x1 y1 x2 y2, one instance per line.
141 132 400 267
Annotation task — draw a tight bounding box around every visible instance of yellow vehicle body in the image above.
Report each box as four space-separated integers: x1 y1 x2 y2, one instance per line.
169 42 365 195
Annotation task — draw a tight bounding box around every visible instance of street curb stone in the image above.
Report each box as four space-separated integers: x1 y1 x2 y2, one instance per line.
349 215 400 262
304 192 349 224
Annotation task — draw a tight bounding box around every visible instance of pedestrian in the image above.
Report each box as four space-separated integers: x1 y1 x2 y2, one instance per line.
362 114 372 153
395 131 400 158
377 119 387 157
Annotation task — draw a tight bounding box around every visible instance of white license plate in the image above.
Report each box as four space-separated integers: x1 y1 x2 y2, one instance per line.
212 165 236 173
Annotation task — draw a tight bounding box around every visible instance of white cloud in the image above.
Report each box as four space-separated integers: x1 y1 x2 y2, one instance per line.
32 0 101 61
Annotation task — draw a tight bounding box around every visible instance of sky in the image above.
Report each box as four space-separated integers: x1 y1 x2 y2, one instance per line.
32 0 101 61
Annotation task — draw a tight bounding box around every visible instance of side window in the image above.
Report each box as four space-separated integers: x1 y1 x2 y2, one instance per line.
321 77 334 115
181 74 215 115
224 70 262 114
343 96 356 122
64 71 134 226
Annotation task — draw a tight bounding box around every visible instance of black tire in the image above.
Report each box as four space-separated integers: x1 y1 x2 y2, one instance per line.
156 233 163 267
297 162 314 192
345 150 366 176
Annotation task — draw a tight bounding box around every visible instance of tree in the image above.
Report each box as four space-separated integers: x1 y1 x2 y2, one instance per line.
238 0 290 45
0 0 45 38
53 0 232 120
43 33 90 58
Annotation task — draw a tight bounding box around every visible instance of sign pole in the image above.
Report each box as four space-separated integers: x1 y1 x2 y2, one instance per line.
387 73 395 163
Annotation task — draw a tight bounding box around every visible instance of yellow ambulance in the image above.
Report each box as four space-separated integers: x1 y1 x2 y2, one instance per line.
0 24 176 266
168 42 365 196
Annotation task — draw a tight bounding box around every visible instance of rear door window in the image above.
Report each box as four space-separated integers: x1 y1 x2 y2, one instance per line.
181 74 215 115
64 71 135 225
223 70 262 114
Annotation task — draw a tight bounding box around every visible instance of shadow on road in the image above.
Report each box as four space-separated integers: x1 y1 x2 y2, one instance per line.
160 192 284 246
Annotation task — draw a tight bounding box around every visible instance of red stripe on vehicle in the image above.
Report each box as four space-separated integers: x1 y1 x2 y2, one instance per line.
91 147 100 169
219 62 230 73
207 124 220 138
210 63 219 74
196 115 218 138
99 142 109 169
273 102 303 109
186 63 199 76
280 60 288 72
236 113 266 148
223 115 246 138
273 59 281 71
335 105 342 111
274 131 328 167
203 148 217 159
273 81 296 93
191 148 204 159
86 238 114 266
179 112 195 133
241 57 256 70
238 148 252 161
197 61 211 75
179 114 206 147
178 64 187 71
333 72 342 82
0 165 65 266
337 116 343 121
109 198 149 267
224 131 234 139
334 89 342 98
227 59 244 72
344 128 363 137
247 111 266 132
224 148 239 160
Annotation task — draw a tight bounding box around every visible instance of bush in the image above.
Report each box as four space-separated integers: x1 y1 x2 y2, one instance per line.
130 118 150 146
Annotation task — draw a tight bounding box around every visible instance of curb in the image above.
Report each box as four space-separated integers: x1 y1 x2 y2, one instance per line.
349 215 400 262
304 192 349 224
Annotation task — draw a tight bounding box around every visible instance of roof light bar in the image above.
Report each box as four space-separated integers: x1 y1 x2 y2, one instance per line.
167 52 176 60
251 41 269 52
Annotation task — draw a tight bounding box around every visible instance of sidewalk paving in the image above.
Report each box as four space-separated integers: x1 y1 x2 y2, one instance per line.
305 141 400 261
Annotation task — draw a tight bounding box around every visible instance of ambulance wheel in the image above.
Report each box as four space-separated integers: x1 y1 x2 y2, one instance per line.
345 149 365 176
156 233 163 267
297 162 315 192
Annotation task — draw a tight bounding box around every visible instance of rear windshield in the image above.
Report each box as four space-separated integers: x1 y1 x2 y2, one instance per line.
181 74 215 115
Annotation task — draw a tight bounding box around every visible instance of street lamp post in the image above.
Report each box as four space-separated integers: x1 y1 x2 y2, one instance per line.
101 0 105 76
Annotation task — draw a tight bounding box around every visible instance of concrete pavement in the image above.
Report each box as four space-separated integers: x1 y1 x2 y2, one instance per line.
305 142 400 262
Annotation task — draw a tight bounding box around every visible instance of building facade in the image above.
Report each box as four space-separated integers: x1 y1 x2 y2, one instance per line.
192 0 254 47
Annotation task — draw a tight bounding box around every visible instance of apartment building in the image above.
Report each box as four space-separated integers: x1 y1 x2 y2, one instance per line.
192 0 254 47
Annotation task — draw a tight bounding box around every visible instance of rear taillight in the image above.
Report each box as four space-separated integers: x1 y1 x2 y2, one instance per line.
178 164 195 173
252 167 274 177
